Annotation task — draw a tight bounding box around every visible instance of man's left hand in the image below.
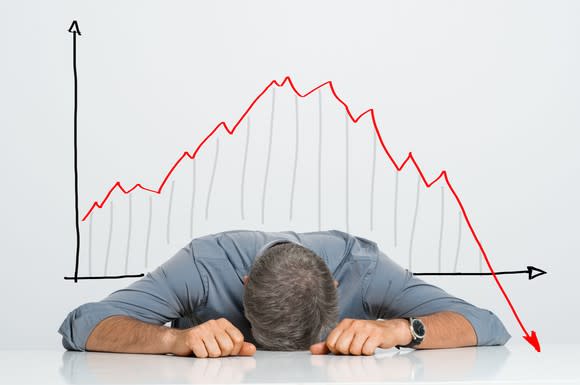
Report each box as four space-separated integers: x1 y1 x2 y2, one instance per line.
310 318 412 356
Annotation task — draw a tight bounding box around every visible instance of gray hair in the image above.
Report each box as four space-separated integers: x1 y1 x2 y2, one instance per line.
243 242 339 351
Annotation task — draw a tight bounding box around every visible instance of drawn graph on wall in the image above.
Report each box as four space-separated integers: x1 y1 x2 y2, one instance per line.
77 83 478 273
77 81 491 275
65 21 542 351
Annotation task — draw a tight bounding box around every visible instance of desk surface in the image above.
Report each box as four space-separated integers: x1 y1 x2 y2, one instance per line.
0 344 578 384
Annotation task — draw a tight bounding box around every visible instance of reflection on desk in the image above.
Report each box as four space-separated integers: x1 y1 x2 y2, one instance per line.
0 345 578 384
60 346 510 384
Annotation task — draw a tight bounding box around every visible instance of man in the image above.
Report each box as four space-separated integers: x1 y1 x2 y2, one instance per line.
59 230 510 357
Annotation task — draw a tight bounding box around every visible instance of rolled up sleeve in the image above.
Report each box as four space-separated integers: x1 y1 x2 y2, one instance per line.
364 251 511 346
58 244 205 351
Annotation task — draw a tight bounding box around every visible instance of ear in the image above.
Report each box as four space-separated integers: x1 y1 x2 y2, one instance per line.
243 275 249 286
334 280 339 288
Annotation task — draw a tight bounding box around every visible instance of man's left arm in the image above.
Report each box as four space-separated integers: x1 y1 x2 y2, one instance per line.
370 251 510 345
311 249 510 355
407 310 477 348
310 311 475 355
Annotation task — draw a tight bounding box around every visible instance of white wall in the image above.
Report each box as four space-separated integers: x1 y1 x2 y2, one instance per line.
0 0 578 349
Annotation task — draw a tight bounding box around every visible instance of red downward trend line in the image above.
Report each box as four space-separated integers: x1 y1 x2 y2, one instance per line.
81 76 540 352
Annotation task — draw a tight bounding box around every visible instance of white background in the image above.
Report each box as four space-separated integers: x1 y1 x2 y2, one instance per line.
0 0 578 349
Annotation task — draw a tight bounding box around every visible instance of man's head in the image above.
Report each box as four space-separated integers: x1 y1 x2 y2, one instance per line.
243 242 339 351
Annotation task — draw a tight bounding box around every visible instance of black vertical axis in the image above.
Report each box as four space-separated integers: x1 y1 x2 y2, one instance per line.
63 23 144 282
68 21 81 283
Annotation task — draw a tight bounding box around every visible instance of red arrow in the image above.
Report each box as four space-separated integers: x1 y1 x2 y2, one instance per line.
524 331 541 352
441 172 541 352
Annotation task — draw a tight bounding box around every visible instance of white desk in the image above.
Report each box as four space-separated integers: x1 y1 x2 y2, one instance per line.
0 344 578 384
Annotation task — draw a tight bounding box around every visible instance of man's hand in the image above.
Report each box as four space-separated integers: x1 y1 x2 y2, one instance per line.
310 319 412 356
169 318 256 358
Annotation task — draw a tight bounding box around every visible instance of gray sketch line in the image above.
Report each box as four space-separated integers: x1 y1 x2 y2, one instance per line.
261 88 276 225
167 180 175 244
205 138 220 220
104 201 114 275
124 194 132 274
318 89 322 231
438 186 445 273
345 111 349 234
408 176 421 270
88 214 93 276
144 196 152 269
394 170 399 247
190 159 196 238
453 211 463 272
370 130 377 231
289 95 299 221
241 115 250 221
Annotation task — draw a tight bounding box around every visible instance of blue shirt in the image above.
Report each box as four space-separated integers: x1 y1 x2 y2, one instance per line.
59 230 511 350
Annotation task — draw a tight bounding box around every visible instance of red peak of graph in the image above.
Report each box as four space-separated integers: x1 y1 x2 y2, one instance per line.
80 76 441 221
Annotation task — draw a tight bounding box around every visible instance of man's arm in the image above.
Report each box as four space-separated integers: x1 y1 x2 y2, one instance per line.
363 251 511 347
86 316 256 357
310 311 476 355
59 245 203 351
413 311 477 349
86 316 175 354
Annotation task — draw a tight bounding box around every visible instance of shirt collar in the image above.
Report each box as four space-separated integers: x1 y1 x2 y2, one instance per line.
256 238 303 257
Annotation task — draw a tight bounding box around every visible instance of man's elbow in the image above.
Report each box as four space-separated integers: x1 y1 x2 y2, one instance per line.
475 310 511 346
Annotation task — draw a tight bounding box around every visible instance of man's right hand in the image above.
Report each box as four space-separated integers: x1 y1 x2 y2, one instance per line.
168 318 256 358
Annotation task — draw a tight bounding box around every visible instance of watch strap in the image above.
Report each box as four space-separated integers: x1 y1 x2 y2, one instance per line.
397 317 425 349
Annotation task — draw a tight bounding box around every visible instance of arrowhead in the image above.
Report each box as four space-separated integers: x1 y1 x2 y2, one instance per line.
527 266 547 280
523 330 541 352
68 20 81 35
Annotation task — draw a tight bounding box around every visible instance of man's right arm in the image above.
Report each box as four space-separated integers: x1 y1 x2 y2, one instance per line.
59 245 202 351
85 316 175 354
86 316 256 357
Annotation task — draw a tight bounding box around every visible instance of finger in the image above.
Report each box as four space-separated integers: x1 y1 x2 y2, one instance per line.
326 319 353 353
335 328 355 355
216 318 244 356
224 326 245 356
349 332 369 356
214 329 235 356
239 342 256 356
325 329 344 354
202 335 222 358
309 341 330 355
361 337 381 356
189 335 209 358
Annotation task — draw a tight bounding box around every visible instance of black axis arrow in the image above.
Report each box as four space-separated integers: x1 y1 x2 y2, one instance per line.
69 20 81 283
413 265 547 280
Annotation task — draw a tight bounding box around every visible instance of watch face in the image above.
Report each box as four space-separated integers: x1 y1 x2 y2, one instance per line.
412 319 426 338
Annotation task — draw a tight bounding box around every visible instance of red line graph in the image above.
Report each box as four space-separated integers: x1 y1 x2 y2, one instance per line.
81 76 540 351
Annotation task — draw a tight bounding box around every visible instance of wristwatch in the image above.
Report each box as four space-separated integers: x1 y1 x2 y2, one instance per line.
398 317 426 349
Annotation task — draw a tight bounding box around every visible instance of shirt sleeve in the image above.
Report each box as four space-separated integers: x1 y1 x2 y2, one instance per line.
58 243 206 351
363 251 511 346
